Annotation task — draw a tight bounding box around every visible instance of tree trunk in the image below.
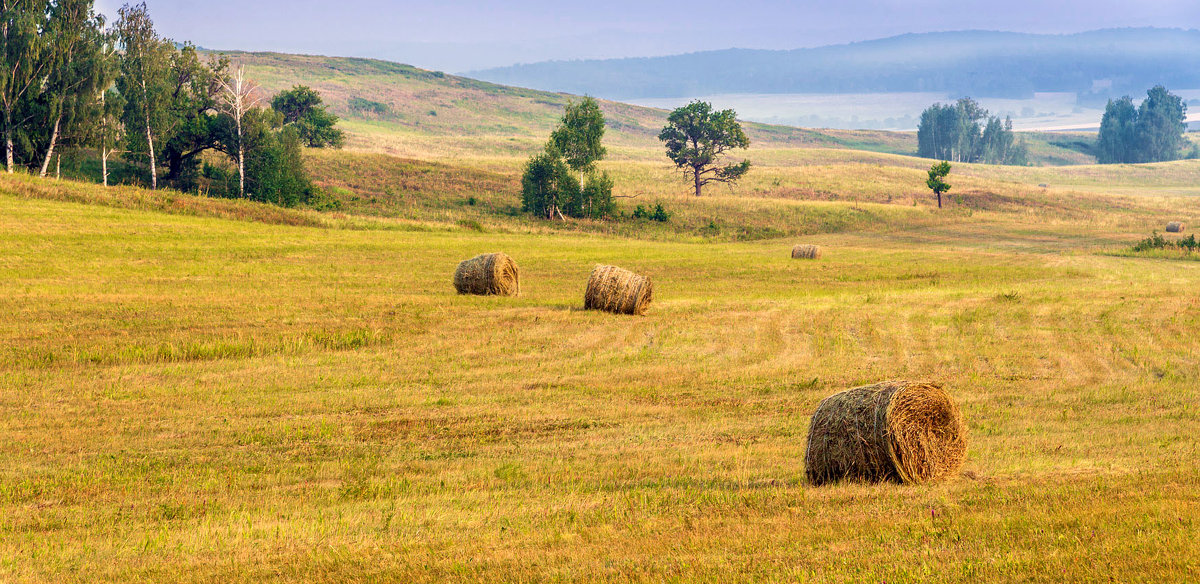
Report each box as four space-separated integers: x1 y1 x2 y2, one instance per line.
55 155 60 180
937 192 942 208
693 169 702 197
145 115 156 190
141 78 156 190
4 108 13 174
39 114 61 178
100 92 108 187
236 115 245 198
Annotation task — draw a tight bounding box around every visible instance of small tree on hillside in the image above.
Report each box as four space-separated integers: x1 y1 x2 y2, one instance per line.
658 100 751 197
926 161 951 208
271 85 343 148
218 64 260 198
579 171 615 219
550 96 606 180
521 148 579 220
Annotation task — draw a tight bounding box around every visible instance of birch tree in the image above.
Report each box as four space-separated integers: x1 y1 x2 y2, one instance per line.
115 2 169 189
38 0 106 177
218 64 259 197
0 0 51 173
98 88 124 186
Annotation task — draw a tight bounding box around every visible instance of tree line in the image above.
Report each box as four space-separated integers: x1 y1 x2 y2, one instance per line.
1096 85 1189 164
916 98 1027 165
1 1 342 206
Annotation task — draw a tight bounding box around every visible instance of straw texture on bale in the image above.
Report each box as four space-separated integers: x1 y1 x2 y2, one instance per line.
453 253 519 296
583 265 653 315
805 381 967 486
1166 221 1184 233
792 244 822 259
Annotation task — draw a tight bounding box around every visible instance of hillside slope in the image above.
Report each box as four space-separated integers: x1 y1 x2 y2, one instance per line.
228 51 1093 165
469 28 1200 100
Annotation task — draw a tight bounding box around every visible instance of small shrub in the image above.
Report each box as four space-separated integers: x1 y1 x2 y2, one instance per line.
649 203 672 222
305 188 342 212
466 196 477 206
1129 232 1198 253
347 97 392 117
457 219 485 232
632 205 648 219
1131 232 1169 252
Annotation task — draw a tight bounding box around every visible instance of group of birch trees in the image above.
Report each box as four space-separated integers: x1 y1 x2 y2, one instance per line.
0 1 341 206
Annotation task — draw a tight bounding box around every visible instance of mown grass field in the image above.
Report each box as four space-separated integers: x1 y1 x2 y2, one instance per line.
4 151 1200 581
5 51 1200 582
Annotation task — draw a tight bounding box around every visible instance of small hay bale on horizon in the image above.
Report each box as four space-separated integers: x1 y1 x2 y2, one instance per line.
792 244 821 259
1166 221 1184 233
805 380 967 486
453 252 519 296
583 265 652 315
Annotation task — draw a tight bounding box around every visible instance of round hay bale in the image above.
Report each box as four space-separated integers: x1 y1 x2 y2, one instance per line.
1166 221 1184 233
583 265 652 315
805 380 966 486
792 244 821 259
453 252 519 296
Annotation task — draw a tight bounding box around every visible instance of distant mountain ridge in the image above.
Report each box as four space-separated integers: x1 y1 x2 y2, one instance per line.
469 28 1200 100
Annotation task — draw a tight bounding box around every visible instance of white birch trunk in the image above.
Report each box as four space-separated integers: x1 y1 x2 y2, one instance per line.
39 114 61 178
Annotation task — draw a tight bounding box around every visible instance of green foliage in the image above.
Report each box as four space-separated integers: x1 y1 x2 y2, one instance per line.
1098 86 1188 164
271 85 345 148
1097 97 1138 164
658 100 751 197
917 98 1026 165
579 171 615 219
347 97 392 118
632 203 671 222
520 149 579 220
926 161 952 208
240 111 315 207
1131 232 1198 253
114 2 174 182
549 96 606 174
305 187 342 211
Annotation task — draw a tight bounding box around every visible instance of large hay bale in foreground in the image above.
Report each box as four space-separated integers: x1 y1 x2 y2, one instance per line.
453 252 519 296
792 244 822 259
1166 221 1184 233
805 381 966 486
584 265 652 315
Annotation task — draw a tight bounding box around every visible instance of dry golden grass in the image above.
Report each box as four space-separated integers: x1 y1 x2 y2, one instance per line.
3 179 1200 581
7 91 1200 582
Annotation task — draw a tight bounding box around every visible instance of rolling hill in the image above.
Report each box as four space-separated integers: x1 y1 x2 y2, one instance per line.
469 28 1200 101
224 51 1096 165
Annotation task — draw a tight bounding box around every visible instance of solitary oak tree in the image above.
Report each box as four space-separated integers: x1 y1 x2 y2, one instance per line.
658 100 751 197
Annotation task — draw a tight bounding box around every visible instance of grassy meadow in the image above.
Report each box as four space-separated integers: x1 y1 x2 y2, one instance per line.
4 53 1200 582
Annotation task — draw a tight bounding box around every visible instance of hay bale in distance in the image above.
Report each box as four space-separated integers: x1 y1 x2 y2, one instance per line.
583 265 652 315
453 252 519 296
805 380 967 486
792 244 822 259
1166 221 1184 233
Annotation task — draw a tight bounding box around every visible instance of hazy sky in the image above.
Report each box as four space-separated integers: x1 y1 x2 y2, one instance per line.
94 0 1200 72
